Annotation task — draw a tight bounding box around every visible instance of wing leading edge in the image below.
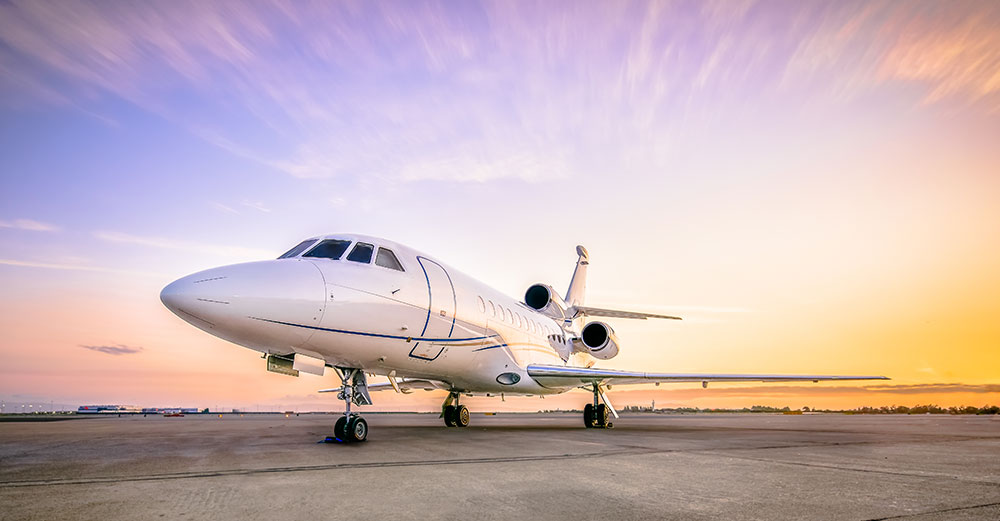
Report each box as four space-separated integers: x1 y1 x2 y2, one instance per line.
527 364 889 388
572 305 681 320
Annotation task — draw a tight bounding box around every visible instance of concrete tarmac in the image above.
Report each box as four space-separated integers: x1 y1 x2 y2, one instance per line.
1 413 998 520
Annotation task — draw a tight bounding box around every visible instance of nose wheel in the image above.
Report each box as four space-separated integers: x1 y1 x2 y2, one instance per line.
442 392 470 427
332 368 372 442
334 414 368 442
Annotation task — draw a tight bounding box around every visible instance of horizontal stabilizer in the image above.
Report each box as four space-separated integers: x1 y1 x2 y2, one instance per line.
573 305 681 321
527 364 889 387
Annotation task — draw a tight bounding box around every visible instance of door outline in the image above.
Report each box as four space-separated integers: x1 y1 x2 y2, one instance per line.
408 256 456 361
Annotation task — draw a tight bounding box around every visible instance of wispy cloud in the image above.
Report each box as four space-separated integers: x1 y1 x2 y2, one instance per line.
781 1 1000 111
878 5 1000 109
94 231 274 259
240 200 271 213
0 258 164 277
79 344 143 356
1 0 998 188
210 201 239 214
0 218 59 232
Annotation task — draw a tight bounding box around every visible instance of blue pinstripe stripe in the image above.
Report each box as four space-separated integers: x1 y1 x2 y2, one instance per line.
250 316 497 343
472 344 507 352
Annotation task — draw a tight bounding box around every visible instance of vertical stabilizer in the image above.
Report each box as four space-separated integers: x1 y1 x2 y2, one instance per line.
565 245 589 308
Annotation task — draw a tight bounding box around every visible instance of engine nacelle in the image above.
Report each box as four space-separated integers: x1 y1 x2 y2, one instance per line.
574 321 620 360
524 283 567 319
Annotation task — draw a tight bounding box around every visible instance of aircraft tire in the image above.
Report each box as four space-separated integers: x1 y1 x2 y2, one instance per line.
334 416 349 441
455 405 470 427
443 405 457 427
583 404 595 428
347 416 368 442
595 404 609 427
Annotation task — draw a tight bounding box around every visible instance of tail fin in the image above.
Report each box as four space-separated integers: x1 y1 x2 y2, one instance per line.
564 245 589 307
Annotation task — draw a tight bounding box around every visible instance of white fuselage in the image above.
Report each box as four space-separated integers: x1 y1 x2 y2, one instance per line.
160 234 588 395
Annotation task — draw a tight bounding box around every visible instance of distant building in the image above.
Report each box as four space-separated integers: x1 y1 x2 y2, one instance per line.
77 405 139 414
142 407 202 414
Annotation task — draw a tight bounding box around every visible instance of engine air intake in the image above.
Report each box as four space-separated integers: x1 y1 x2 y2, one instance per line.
525 284 551 310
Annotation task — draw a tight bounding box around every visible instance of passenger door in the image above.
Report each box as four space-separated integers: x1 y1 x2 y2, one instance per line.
407 257 456 361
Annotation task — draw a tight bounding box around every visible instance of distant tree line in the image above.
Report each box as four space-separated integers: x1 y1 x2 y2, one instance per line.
845 404 1000 415
608 404 1000 414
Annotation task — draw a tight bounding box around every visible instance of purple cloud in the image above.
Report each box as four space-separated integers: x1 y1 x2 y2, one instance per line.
79 344 143 356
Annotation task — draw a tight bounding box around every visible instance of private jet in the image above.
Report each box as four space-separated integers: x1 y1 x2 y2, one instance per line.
160 234 887 442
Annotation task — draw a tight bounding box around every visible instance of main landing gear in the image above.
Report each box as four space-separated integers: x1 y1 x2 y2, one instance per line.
583 383 615 429
333 368 372 442
442 392 470 427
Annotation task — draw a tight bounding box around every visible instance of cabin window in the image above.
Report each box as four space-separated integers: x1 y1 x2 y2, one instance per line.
489 301 496 317
477 296 486 313
514 312 521 328
303 239 351 260
505 308 512 324
346 242 374 263
375 247 404 271
278 239 317 259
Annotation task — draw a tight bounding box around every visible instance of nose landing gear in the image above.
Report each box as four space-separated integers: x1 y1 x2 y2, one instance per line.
332 368 372 442
442 392 470 427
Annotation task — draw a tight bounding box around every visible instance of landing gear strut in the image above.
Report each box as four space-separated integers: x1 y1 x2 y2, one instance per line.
333 368 372 442
584 383 614 429
442 392 470 427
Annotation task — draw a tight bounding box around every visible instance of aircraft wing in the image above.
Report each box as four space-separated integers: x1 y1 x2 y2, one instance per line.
572 305 681 320
319 378 448 394
527 364 889 388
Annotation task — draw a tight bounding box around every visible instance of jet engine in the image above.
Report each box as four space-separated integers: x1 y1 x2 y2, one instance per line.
575 321 620 360
524 283 567 319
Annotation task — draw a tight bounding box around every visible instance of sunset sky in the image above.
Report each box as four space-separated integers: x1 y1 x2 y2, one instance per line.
1 0 998 412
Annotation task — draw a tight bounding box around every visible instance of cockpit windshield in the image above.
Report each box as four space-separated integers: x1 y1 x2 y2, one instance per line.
346 242 374 263
302 239 352 260
277 239 317 259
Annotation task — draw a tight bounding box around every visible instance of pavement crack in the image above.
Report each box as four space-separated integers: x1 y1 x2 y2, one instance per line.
0 447 654 488
864 501 1000 520
692 452 1000 487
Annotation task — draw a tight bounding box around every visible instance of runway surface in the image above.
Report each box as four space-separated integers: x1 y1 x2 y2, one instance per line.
1 413 998 520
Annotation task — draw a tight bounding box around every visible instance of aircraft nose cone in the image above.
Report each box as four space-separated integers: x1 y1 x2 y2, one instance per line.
159 277 188 314
159 268 230 330
159 260 326 350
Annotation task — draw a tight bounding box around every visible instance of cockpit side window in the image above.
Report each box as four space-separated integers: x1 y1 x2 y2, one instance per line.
347 242 374 263
277 239 317 259
375 247 404 271
303 239 352 260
